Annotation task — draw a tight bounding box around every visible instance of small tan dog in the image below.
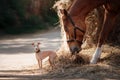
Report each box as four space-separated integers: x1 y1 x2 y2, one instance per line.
32 42 57 69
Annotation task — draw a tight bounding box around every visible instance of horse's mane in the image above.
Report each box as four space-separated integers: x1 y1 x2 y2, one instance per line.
53 0 101 53
53 0 74 54
53 0 73 17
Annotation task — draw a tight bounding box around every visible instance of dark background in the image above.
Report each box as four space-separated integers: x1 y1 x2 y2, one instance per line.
0 0 58 34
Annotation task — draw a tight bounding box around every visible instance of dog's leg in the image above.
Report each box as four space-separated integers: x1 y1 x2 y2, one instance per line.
38 60 40 69
40 60 42 69
38 60 42 69
49 58 53 70
52 54 57 69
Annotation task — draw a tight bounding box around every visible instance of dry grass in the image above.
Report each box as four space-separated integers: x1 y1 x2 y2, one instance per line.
1 0 120 79
0 44 119 80
38 44 120 80
48 0 120 79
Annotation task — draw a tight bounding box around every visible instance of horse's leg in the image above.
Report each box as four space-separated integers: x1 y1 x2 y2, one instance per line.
90 10 118 64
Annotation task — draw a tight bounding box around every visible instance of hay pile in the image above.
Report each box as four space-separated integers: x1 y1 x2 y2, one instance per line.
39 45 119 79
42 1 120 79
40 0 120 80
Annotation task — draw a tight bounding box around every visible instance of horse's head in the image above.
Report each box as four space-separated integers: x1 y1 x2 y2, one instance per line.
60 9 85 55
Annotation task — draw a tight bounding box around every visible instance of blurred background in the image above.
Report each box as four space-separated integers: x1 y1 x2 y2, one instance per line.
0 0 62 71
0 0 120 79
0 0 58 34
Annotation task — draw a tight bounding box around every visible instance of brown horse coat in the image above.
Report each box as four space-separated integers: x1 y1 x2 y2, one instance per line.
59 0 120 63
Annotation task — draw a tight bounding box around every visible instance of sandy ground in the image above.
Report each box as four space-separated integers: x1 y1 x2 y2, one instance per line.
0 29 120 80
0 29 62 79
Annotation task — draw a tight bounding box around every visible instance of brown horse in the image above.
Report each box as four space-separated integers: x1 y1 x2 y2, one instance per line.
59 0 120 64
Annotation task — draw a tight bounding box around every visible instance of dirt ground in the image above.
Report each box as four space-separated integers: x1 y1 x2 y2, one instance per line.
0 29 120 80
0 29 62 79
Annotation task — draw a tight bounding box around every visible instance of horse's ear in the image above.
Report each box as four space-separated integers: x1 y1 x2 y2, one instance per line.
59 9 64 14
59 9 68 16
63 9 68 16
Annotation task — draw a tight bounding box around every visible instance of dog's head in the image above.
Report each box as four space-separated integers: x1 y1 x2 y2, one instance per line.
32 42 41 53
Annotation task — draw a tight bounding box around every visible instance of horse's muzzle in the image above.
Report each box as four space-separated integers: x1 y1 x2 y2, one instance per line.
70 46 81 55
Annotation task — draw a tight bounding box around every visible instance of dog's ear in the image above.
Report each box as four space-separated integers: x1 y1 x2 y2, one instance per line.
32 43 35 46
38 42 41 45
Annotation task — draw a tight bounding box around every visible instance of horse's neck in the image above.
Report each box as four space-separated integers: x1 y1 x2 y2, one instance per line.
67 0 105 31
69 0 107 20
68 0 87 19
68 0 105 19
66 1 88 31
